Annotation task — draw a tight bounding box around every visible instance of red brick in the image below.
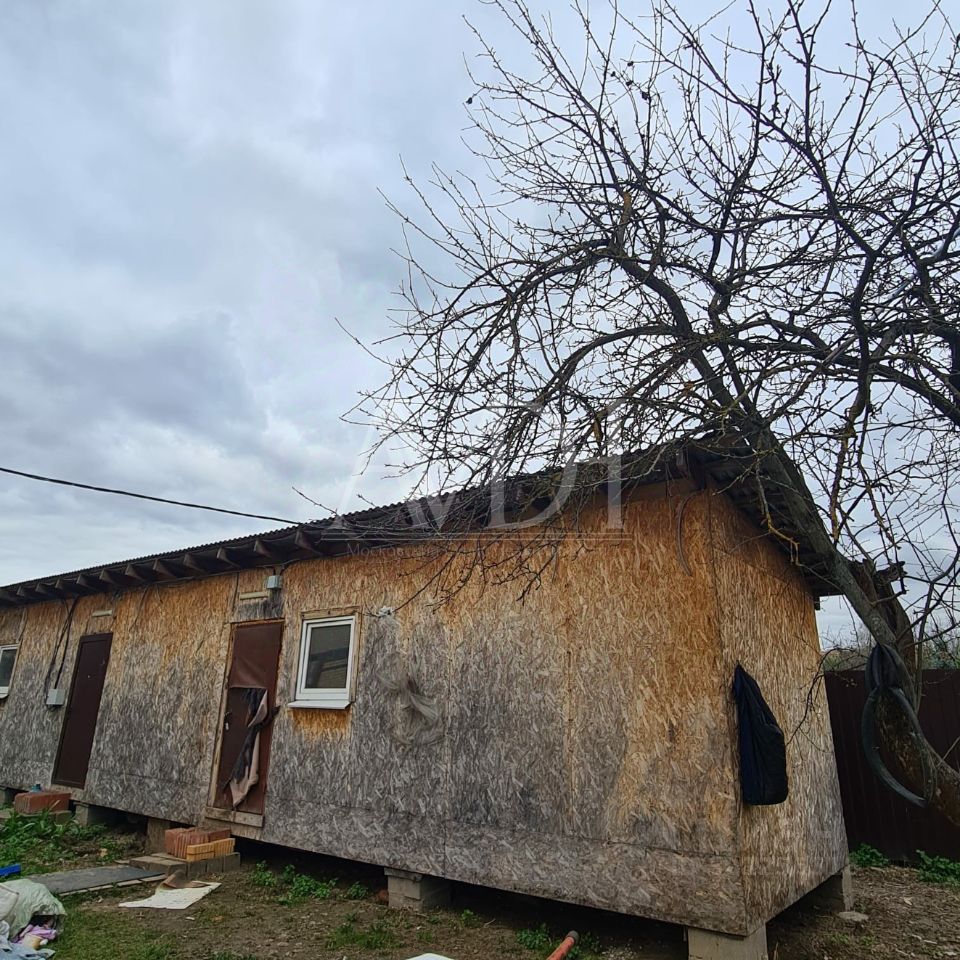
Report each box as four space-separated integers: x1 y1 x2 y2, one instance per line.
13 791 70 815
164 827 191 856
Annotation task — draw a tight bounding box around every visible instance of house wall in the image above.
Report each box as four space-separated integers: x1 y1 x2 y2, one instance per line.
0 580 235 822
707 493 848 930
0 486 845 935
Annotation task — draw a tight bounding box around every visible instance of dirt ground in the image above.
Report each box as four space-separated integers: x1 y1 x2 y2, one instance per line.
769 865 960 960
50 844 960 960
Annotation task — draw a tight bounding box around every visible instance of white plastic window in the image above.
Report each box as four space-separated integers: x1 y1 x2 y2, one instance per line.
0 645 18 698
293 616 356 709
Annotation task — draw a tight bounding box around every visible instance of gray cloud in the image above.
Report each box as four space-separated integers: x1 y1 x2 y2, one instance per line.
1 0 897 639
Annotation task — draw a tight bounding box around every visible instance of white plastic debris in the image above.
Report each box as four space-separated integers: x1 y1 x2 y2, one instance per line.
119 882 220 910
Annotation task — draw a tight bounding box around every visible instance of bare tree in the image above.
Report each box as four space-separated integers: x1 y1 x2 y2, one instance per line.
359 0 960 821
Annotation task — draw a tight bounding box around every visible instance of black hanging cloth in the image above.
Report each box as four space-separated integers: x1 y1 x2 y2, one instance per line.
732 664 789 805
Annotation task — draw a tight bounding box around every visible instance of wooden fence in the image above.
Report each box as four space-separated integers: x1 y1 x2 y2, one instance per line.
825 669 960 862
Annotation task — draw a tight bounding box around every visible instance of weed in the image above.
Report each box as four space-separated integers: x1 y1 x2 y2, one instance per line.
516 923 553 951
516 925 601 958
850 844 889 868
570 931 603 958
417 927 436 944
250 861 277 888
345 881 370 900
132 945 174 960
0 810 137 874
460 908 480 927
276 867 336 904
327 919 400 950
917 850 960 886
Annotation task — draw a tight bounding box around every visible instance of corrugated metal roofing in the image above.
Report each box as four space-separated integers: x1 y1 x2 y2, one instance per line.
0 444 841 605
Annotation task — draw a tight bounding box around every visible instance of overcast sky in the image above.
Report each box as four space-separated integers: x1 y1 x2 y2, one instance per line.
1 0 916 639
0 0 483 581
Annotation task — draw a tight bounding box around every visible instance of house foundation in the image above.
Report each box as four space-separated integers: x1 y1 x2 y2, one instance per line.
146 816 177 853
802 865 854 913
73 802 118 828
687 924 767 960
384 867 451 911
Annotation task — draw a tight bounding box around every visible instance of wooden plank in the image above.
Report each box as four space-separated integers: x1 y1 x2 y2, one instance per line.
204 806 264 829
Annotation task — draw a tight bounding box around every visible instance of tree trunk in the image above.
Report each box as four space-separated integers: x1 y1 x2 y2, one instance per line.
850 561 960 828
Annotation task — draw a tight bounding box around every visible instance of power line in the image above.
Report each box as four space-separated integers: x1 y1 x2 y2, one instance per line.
0 465 300 526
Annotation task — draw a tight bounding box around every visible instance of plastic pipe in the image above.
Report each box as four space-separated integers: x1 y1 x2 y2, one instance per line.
546 931 579 960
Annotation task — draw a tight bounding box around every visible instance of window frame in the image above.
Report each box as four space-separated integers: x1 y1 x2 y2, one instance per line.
0 644 18 699
291 615 357 709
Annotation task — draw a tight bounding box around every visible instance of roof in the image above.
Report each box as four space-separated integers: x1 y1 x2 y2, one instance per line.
0 442 840 606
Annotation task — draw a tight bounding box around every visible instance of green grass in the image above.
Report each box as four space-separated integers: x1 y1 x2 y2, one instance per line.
850 843 889 868
326 918 400 951
0 810 133 874
516 923 602 959
249 861 337 904
249 860 277 888
54 905 180 960
917 850 960 885
516 923 553 951
345 881 370 900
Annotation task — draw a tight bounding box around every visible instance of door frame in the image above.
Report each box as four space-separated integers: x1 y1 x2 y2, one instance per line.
206 619 284 815
52 633 113 788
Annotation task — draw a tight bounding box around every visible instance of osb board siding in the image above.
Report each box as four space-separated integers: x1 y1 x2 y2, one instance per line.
445 824 743 931
82 580 235 822
261 492 749 933
0 601 74 789
0 489 798 934
565 498 735 857
0 581 235 823
267 564 451 876
708 492 847 929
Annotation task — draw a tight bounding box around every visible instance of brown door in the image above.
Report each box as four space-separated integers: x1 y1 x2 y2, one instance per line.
214 621 283 814
53 633 113 788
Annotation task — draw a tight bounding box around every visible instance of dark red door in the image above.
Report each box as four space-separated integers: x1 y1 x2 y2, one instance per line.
53 633 113 788
215 622 283 814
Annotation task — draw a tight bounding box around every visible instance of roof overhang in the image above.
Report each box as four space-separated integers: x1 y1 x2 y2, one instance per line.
0 443 841 607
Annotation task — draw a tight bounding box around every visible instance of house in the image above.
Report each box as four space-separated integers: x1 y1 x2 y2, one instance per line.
0 447 849 959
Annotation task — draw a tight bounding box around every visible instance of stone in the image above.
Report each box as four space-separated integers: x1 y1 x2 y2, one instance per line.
129 854 185 875
74 803 117 828
687 925 768 960
838 911 869 924
803 866 854 913
184 852 241 880
384 868 451 911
